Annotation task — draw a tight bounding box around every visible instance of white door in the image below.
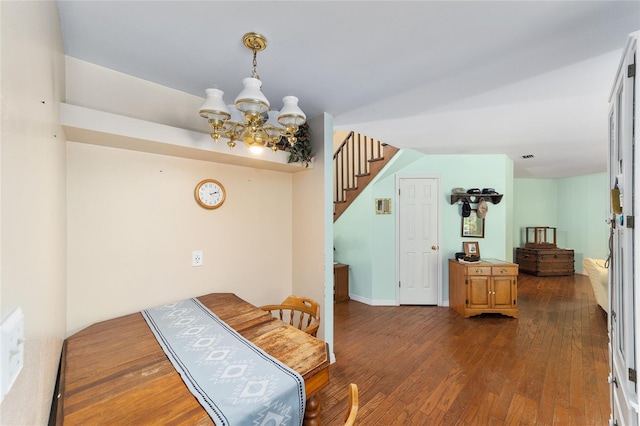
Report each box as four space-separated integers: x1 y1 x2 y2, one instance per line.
398 177 440 305
608 33 638 426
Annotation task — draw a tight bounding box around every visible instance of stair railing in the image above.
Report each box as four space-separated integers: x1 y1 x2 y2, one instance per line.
333 131 385 205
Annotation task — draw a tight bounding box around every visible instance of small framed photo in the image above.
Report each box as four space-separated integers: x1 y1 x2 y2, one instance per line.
461 209 485 238
375 198 392 214
463 241 480 258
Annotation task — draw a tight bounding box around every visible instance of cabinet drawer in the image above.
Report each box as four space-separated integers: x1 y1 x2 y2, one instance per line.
466 266 491 276
492 266 518 276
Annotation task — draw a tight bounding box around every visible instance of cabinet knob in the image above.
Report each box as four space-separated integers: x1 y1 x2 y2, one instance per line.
500 269 507 274
475 269 482 274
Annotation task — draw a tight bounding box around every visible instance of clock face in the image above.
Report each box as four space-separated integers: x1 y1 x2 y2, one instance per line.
195 179 226 209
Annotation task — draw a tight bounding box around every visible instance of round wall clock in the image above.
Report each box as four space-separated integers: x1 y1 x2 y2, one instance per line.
194 179 226 209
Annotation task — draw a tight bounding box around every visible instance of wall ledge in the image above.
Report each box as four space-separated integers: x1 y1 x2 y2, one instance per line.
60 103 312 173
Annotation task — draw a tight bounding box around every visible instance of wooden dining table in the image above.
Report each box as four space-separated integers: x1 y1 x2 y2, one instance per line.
56 293 330 425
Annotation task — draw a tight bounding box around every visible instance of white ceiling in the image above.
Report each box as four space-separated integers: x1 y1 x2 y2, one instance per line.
56 1 640 178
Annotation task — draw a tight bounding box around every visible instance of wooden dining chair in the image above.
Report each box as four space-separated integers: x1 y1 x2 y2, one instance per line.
260 295 321 337
344 383 359 426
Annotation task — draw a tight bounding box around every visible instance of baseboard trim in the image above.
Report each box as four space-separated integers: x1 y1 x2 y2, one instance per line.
348 294 449 307
348 294 397 306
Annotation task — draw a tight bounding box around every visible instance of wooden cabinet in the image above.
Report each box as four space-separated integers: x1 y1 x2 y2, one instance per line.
333 263 349 302
516 247 574 276
449 259 518 318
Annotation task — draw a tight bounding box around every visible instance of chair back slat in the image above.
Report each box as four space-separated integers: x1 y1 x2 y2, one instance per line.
260 295 320 337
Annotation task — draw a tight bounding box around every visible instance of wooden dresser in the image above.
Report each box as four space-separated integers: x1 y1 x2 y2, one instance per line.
515 247 574 276
449 258 518 318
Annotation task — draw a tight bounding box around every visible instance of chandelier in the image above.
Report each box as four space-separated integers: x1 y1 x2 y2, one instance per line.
198 32 306 153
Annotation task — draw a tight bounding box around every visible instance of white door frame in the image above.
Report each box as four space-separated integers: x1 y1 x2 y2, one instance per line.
395 174 442 306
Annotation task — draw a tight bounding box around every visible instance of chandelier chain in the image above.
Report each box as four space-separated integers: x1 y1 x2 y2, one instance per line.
251 48 260 80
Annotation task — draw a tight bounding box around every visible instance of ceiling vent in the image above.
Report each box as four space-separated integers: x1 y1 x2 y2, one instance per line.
522 154 535 159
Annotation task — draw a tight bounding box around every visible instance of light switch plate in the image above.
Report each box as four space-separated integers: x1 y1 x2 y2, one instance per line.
1 307 24 402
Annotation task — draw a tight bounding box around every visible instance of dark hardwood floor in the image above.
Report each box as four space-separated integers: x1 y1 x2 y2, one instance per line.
320 273 609 425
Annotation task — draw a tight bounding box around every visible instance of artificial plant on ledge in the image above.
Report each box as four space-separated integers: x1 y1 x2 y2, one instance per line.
278 122 314 167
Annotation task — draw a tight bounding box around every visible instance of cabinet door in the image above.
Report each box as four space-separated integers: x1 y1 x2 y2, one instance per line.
467 276 490 308
492 276 516 309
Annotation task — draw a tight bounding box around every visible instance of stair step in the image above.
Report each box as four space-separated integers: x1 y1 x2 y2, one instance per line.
345 187 358 191
355 173 370 178
368 157 385 163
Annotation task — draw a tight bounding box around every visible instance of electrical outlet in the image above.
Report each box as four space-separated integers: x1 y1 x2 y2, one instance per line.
1 308 24 402
192 250 203 267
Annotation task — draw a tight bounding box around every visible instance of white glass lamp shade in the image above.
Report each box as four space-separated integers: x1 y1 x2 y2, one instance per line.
227 104 244 123
235 77 270 115
199 88 231 121
277 96 306 128
264 110 284 138
266 110 283 128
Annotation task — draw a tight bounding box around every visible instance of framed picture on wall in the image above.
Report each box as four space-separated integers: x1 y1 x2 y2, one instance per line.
462 209 485 238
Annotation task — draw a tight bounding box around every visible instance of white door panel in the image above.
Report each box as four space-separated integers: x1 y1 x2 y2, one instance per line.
398 177 439 305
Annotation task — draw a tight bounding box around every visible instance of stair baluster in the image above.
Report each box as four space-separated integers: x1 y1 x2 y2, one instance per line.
333 131 398 221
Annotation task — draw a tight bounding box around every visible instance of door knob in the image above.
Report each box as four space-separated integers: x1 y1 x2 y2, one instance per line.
432 245 437 250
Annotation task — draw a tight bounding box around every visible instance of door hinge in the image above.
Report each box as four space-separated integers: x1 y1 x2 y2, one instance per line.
465 299 469 305
465 279 469 285
629 368 637 383
398 189 401 196
629 63 636 78
399 281 401 288
627 215 634 228
513 300 516 305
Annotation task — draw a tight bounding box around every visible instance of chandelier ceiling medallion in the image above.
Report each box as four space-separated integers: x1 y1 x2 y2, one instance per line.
198 32 306 153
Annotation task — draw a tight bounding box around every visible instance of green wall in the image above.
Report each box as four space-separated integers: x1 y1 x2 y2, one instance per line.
335 150 513 304
335 151 608 304
512 179 559 246
333 184 375 300
514 173 609 273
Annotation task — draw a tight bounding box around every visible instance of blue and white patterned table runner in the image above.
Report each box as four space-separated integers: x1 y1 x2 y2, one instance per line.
141 298 306 426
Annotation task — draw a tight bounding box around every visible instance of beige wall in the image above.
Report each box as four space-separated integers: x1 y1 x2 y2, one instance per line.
0 1 67 424
64 48 330 337
65 56 210 134
66 142 295 333
292 114 333 345
64 50 330 335
0 3 331 423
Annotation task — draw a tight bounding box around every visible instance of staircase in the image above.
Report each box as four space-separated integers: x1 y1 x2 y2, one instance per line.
333 131 399 221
